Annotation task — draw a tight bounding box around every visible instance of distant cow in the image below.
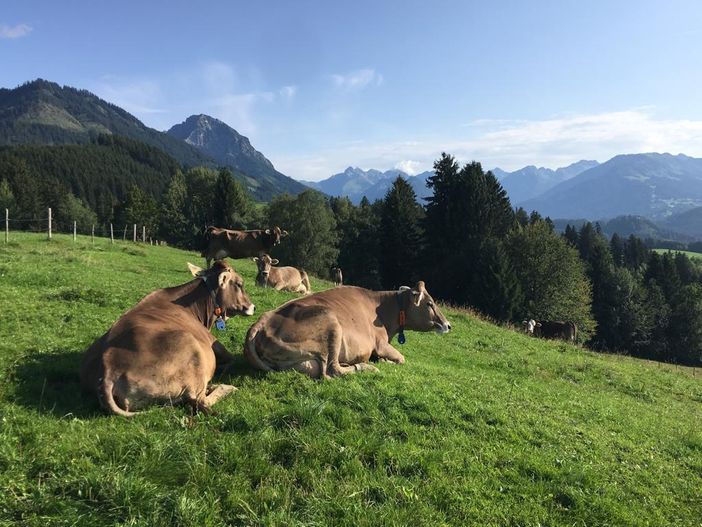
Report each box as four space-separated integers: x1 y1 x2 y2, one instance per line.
201 226 288 267
244 281 451 378
331 267 343 286
253 254 311 294
80 261 255 416
523 319 577 342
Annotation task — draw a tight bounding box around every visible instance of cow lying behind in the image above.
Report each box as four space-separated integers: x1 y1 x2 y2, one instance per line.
80 261 255 416
244 281 451 378
523 319 577 342
331 267 343 286
201 226 288 267
253 254 311 294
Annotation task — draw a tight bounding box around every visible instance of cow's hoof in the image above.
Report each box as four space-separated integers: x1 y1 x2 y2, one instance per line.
354 363 380 373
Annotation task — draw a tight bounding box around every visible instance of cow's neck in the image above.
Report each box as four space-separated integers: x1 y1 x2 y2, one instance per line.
172 279 218 329
374 290 408 340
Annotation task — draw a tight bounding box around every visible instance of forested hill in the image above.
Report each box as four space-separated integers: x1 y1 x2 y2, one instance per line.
0 135 179 223
0 80 214 169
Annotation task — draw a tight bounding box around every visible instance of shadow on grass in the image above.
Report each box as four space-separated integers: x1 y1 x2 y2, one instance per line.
10 350 102 418
10 348 266 419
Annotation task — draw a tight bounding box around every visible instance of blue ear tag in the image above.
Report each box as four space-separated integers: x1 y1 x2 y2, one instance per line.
398 331 406 345
215 317 226 331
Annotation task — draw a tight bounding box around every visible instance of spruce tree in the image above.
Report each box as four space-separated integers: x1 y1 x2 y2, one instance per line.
379 177 424 289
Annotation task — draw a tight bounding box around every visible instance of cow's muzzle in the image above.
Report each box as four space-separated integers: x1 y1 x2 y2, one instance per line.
434 321 451 334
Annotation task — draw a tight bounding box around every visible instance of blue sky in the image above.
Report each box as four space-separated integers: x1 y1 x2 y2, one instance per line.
2 0 702 180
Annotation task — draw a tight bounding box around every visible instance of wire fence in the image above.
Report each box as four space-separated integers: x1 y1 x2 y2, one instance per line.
2 207 167 246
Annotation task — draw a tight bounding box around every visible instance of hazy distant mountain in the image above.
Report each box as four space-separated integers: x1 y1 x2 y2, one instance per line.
167 114 307 200
0 79 212 167
661 206 702 239
302 167 433 204
496 160 599 203
520 153 702 220
553 215 696 242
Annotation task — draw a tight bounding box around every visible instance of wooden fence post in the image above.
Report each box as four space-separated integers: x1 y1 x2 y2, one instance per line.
122 224 127 241
133 224 137 243
91 224 95 244
110 223 114 244
142 225 146 244
4 208 8 244
73 221 77 242
48 208 52 240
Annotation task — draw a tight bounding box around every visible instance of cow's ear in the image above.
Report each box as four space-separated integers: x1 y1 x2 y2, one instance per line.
536 322 542 327
271 259 280 265
265 229 271 235
187 262 205 277
282 230 289 237
398 285 411 291
411 289 424 306
218 269 232 289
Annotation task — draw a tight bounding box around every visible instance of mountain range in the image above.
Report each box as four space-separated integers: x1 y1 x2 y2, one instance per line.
519 153 702 221
0 79 306 201
301 167 433 204
495 160 600 203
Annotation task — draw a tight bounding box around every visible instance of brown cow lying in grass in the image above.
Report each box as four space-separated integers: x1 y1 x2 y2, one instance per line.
244 281 451 378
253 254 311 294
80 261 255 416
201 226 288 267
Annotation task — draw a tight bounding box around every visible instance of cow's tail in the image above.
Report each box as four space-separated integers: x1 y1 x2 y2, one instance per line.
99 377 136 417
244 321 274 372
301 270 312 294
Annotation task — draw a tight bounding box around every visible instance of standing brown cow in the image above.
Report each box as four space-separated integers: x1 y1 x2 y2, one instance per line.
201 226 288 267
80 261 255 416
523 319 577 342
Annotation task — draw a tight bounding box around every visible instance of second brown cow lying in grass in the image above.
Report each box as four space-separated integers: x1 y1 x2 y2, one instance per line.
253 254 311 294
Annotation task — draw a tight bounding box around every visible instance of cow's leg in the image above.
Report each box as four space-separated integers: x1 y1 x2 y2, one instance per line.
204 384 237 406
325 325 379 377
212 341 235 376
374 342 405 364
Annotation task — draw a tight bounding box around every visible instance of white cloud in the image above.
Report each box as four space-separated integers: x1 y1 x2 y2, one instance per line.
394 160 422 175
279 85 297 99
279 109 702 181
0 23 32 39
330 69 383 91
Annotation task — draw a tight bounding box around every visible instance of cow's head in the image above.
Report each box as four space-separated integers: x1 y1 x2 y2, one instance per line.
522 319 540 335
188 261 255 317
252 254 279 286
400 281 451 334
264 226 289 247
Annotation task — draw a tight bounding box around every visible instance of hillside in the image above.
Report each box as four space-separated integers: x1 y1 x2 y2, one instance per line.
521 153 702 220
167 114 308 201
0 135 181 212
0 233 700 525
0 79 214 168
662 205 702 239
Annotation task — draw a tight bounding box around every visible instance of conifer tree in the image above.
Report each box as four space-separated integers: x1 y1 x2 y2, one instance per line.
379 177 424 289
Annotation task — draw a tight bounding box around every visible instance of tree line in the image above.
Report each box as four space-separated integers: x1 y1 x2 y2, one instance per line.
1 143 700 365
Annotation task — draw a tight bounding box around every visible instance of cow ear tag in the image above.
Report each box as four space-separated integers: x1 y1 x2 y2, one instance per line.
215 317 226 331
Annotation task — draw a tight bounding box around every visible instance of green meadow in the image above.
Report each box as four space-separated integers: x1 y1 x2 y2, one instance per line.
1 233 701 526
654 248 702 260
